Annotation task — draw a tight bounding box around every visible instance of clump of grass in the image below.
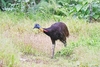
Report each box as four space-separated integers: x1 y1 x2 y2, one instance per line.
17 43 38 56
55 45 74 57
0 37 20 67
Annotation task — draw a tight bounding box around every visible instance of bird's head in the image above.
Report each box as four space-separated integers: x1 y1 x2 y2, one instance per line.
33 24 44 32
33 24 40 29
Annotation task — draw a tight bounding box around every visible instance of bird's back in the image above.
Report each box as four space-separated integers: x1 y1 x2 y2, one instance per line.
43 22 69 40
50 22 69 37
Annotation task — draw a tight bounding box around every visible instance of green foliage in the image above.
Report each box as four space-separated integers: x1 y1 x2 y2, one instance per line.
18 43 37 55
56 45 74 57
57 0 100 20
0 0 6 7
0 38 20 67
92 2 100 20
1 0 100 21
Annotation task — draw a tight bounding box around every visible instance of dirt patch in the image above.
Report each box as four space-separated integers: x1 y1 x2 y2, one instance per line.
20 55 51 65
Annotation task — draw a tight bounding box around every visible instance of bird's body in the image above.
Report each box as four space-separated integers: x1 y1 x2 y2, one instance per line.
43 22 69 41
33 22 69 58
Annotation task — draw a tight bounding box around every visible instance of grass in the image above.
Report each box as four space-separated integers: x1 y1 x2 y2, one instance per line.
0 11 100 67
0 37 20 67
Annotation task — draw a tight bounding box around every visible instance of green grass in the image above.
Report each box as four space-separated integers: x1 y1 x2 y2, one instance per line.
0 11 100 67
0 37 20 67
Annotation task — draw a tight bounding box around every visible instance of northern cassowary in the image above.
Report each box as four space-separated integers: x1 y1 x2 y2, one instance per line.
33 22 69 58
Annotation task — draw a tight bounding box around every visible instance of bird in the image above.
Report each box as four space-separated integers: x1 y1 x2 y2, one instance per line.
33 22 69 58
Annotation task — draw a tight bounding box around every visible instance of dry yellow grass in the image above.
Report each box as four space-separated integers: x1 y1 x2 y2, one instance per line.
0 12 100 67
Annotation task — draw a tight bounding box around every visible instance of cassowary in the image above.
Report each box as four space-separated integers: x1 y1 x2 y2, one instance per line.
33 22 69 58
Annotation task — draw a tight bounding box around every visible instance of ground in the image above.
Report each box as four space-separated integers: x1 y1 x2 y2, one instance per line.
0 14 100 67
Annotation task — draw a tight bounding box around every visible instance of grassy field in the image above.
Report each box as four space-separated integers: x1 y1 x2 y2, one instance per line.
0 12 100 67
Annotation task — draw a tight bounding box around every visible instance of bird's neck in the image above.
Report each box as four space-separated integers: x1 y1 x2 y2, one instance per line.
39 28 44 32
43 28 50 36
39 28 48 32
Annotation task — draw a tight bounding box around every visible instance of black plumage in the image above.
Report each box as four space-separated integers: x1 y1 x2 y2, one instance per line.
33 22 69 58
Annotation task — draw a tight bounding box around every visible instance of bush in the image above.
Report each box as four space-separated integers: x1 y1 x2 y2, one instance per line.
55 45 75 57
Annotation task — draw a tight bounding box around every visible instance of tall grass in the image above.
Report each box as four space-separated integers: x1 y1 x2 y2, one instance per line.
56 18 100 66
0 37 20 67
0 11 100 67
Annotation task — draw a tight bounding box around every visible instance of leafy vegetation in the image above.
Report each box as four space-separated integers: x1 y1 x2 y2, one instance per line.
0 0 100 21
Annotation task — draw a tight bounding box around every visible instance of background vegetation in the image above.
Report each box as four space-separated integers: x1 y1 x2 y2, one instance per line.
0 0 100 67
0 0 100 21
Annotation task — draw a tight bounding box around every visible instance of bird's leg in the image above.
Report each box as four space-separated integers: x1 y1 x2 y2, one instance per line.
51 39 55 59
51 44 55 59
63 41 67 47
60 40 67 47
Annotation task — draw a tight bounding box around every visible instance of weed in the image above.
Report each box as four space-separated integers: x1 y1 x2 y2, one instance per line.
18 43 37 55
